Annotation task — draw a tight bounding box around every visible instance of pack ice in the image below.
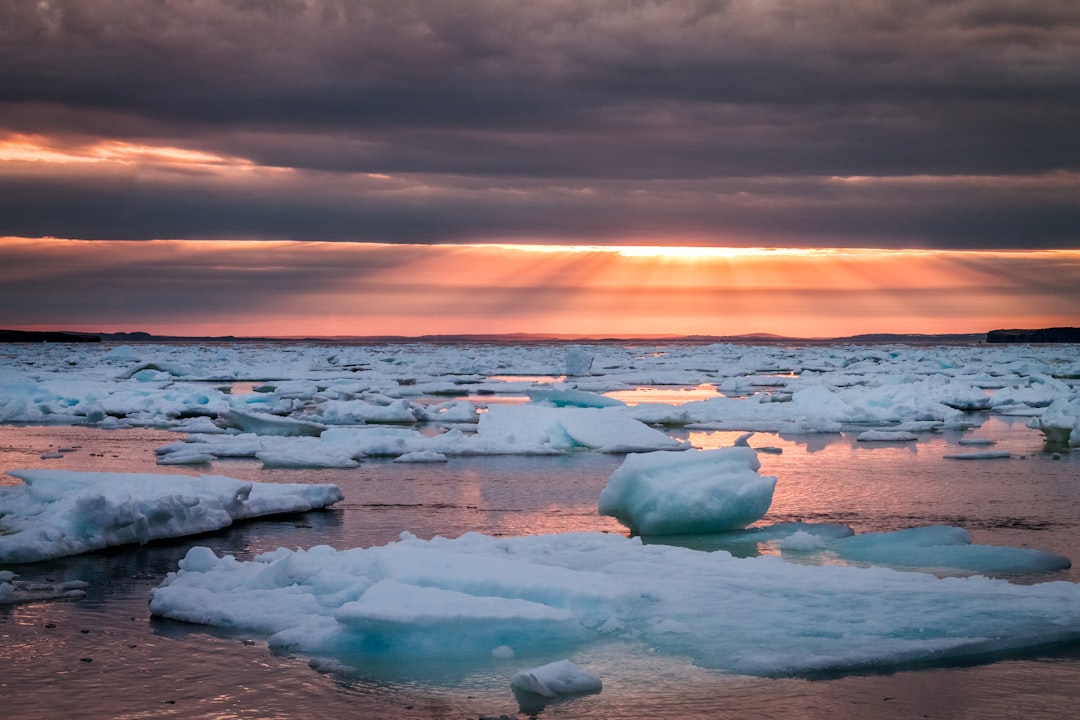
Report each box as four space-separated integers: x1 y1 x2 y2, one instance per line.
1 341 1077 461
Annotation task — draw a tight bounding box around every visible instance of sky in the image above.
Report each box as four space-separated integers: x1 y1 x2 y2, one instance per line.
2 0 1078 338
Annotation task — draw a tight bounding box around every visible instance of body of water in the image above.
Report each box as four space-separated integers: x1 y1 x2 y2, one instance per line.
3 411 1079 719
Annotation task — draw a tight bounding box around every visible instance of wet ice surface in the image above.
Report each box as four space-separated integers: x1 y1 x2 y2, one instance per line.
1 340 1079 718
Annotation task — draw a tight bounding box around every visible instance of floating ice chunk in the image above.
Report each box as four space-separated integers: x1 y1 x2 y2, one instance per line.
511 659 602 698
857 430 918 442
320 426 427 457
598 448 776 535
1031 397 1080 448
944 451 1013 460
624 403 692 426
172 416 226 434
257 450 360 469
117 361 198 380
0 577 89 605
418 400 478 423
179 545 221 573
0 470 343 563
477 405 687 454
151 531 1080 679
393 451 448 463
894 420 945 433
958 438 996 446
316 398 418 425
565 348 595 376
526 386 625 408
219 408 326 437
829 526 1071 574
156 451 215 466
940 385 993 411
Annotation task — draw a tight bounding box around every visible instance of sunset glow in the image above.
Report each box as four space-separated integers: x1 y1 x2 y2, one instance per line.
3 237 1076 339
0 134 254 169
1 2 1077 339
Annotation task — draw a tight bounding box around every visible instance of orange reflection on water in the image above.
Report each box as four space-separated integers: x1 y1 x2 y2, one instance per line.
604 385 722 406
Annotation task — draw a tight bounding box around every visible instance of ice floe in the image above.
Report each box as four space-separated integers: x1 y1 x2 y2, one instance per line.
149 530 1080 678
0 470 343 563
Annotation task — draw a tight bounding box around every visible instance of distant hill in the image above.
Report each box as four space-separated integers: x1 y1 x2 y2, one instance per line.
986 327 1080 343
829 332 986 345
0 329 100 343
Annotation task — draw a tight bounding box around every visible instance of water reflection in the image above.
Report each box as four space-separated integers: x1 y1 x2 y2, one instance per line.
603 384 721 405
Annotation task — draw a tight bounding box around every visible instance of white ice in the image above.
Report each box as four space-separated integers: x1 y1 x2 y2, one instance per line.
510 659 602 698
0 470 343 563
154 404 688 467
781 525 1070 574
1 341 1077 459
598 448 776 534
149 530 1080 678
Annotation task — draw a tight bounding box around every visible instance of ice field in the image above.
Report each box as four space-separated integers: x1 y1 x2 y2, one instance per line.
2 339 1079 716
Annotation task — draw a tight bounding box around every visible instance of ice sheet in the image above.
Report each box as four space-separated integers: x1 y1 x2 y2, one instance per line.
150 530 1080 678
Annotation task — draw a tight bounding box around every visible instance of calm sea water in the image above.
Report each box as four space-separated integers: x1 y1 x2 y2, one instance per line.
2 413 1079 719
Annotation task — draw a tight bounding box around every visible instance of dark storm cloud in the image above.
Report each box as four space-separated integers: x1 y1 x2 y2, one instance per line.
2 163 1079 248
1 0 1078 246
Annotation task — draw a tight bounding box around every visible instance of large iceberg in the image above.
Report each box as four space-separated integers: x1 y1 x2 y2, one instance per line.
150 530 1080 678
0 470 343 563
598 448 776 534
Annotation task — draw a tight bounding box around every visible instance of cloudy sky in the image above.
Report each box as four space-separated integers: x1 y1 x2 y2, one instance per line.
2 0 1078 337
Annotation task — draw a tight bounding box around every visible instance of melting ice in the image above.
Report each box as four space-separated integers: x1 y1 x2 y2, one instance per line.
2 339 1080 682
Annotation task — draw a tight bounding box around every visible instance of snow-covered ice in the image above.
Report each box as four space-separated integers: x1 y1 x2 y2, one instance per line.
598 448 776 534
511 659 602 698
857 430 918 442
0 470 343 563
944 451 1013 460
150 530 1080 678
